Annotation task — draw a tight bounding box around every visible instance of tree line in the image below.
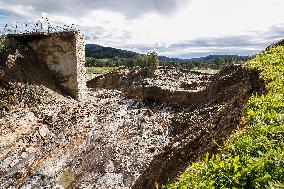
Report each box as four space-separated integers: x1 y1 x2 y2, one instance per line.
85 51 160 69
85 44 248 70
85 54 248 70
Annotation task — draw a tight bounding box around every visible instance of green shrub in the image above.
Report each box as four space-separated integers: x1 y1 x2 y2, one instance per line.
166 46 284 189
146 51 159 69
0 35 6 51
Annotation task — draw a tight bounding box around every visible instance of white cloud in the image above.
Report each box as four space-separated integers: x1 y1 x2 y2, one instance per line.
0 0 284 58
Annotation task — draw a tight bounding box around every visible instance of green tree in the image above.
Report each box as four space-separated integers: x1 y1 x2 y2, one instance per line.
133 55 147 68
146 51 159 69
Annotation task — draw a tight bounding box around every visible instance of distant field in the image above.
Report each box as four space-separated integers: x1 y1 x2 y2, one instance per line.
86 67 119 79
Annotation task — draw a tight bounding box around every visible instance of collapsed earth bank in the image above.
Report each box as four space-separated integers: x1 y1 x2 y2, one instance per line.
0 40 265 188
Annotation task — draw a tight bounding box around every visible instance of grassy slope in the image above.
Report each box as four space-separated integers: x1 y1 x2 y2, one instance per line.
86 67 119 79
86 66 119 75
167 46 284 188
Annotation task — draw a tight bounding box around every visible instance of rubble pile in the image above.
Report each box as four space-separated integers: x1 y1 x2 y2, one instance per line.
87 68 211 91
0 82 176 188
0 60 265 188
145 69 210 91
87 68 212 106
133 65 266 188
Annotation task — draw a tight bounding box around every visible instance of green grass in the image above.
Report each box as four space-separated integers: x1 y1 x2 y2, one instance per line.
58 170 75 188
86 66 119 79
0 35 6 51
166 46 284 189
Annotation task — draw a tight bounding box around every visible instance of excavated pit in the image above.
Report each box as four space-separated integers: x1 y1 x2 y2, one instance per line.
0 42 266 188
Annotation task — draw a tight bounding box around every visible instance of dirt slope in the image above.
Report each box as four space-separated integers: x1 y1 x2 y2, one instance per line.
133 66 265 188
0 47 265 189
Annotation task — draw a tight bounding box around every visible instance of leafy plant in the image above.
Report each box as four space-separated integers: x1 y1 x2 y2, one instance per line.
146 51 159 69
166 46 284 188
0 35 7 51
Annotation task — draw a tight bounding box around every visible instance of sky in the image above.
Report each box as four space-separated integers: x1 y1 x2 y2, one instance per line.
0 0 284 58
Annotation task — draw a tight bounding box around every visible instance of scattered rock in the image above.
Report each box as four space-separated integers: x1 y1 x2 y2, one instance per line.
0 63 265 188
38 125 49 138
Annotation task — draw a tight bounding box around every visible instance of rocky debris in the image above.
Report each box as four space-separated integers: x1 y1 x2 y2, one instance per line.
86 68 146 89
133 66 266 188
0 81 175 188
0 63 265 188
87 68 211 92
87 66 265 108
144 69 210 92
87 68 212 106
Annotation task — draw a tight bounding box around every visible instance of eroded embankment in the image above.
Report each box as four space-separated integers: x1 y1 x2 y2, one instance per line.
87 68 212 106
166 43 284 189
133 66 266 188
0 54 265 188
88 65 266 188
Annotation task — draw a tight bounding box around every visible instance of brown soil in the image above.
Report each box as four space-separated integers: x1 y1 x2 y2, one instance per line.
1 46 74 94
133 66 266 188
87 65 266 188
0 47 265 189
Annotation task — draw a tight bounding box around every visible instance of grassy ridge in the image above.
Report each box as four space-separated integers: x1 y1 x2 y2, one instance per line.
85 66 119 79
166 46 284 188
86 66 119 75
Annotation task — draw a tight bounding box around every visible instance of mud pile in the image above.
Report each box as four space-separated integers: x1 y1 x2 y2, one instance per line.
133 65 266 188
0 53 264 189
87 68 212 106
87 66 265 188
87 68 211 92
0 52 175 188
0 85 175 188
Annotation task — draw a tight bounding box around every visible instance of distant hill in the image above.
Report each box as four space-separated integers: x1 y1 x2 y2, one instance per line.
190 54 248 62
85 44 138 59
158 56 187 63
85 44 248 63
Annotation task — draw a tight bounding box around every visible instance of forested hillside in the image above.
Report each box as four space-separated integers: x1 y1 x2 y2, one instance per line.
85 44 248 70
85 44 138 59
